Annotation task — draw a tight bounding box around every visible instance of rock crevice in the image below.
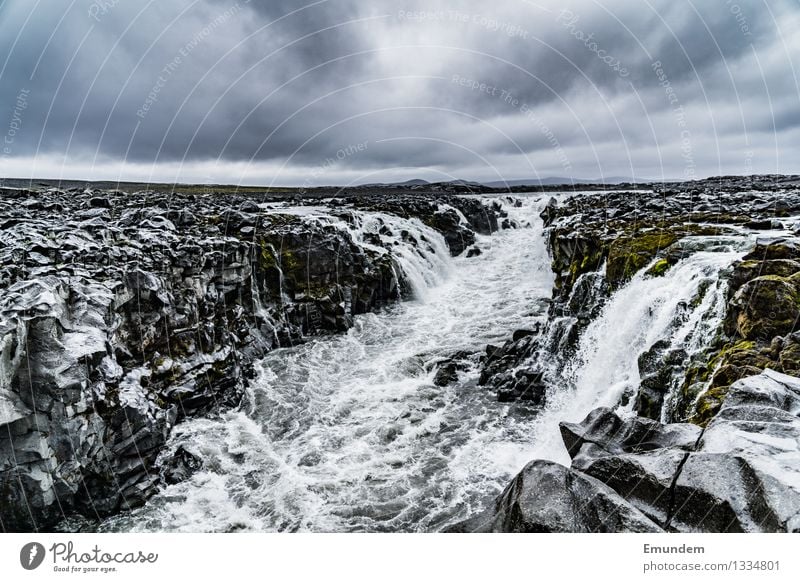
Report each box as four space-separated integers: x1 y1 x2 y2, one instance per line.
464 177 800 532
0 188 500 531
457 370 800 533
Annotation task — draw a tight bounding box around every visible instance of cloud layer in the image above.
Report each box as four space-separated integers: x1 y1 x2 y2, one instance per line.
0 0 797 185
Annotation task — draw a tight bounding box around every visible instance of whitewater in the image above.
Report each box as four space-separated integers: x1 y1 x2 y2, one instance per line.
98 195 748 532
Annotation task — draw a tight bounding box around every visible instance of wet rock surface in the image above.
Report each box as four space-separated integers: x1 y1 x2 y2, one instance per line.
480 177 800 409
6 175 800 534
339 194 502 256
543 182 800 300
457 370 800 532
466 176 800 533
0 186 499 531
450 458 662 533
680 237 800 425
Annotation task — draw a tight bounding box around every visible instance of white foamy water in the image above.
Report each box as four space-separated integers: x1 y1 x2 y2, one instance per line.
97 197 752 532
99 197 555 532
528 248 745 465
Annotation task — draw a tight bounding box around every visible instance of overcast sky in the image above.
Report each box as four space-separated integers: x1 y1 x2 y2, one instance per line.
0 0 798 185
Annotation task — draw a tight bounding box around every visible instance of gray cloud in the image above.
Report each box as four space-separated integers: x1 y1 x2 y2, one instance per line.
0 0 797 184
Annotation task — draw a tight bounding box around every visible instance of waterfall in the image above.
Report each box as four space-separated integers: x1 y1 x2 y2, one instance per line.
344 211 453 299
527 248 744 464
97 195 557 533
94 195 750 533
290 209 453 300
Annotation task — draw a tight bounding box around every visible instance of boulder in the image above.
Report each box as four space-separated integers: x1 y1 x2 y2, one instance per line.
560 407 701 459
727 275 800 340
459 371 800 533
454 460 662 533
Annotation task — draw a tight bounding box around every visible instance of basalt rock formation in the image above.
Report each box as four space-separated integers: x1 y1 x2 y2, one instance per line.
480 181 800 409
466 177 800 532
0 186 499 532
455 369 800 533
682 238 800 425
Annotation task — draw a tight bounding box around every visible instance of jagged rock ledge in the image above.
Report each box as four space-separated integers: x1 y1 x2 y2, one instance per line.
452 369 800 532
0 187 501 532
479 183 800 417
462 179 800 533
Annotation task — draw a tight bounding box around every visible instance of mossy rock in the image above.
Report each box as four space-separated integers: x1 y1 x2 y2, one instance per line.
684 362 710 387
779 342 800 374
676 340 763 424
709 363 752 388
729 259 800 295
550 233 605 297
606 230 678 288
728 275 800 340
689 339 779 425
702 339 763 369
704 340 770 383
644 258 671 278
258 240 278 270
565 247 605 290
692 383 730 426
676 380 707 418
261 214 302 227
279 248 304 275
692 364 764 426
721 347 773 370
742 239 800 262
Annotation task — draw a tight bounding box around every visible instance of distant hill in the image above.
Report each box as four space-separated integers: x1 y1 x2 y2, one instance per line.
483 176 644 187
359 178 430 187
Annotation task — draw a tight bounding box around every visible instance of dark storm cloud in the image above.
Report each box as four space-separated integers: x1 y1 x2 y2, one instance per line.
0 0 797 183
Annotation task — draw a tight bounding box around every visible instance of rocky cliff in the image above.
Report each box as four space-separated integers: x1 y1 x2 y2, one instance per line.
455 370 800 532
462 178 800 532
0 187 499 532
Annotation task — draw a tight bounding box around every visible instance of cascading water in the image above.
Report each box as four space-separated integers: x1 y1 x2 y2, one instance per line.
527 246 746 465
98 196 555 533
95 196 753 533
336 211 453 298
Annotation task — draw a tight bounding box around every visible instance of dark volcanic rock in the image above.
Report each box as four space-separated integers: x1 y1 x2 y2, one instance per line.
542 186 800 301
478 330 547 404
451 459 661 533
680 237 800 425
431 351 474 387
466 247 482 258
342 193 499 256
0 187 500 531
461 178 800 534
456 370 800 533
728 275 800 341
484 181 800 427
559 407 701 458
161 445 204 485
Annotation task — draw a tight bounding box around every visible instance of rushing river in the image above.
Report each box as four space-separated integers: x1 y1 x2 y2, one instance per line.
97 195 751 532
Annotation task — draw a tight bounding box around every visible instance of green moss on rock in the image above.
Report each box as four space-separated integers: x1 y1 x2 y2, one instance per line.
259 240 277 269
606 231 678 288
693 384 731 426
779 342 800 374
689 340 776 426
644 258 671 278
730 275 800 340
